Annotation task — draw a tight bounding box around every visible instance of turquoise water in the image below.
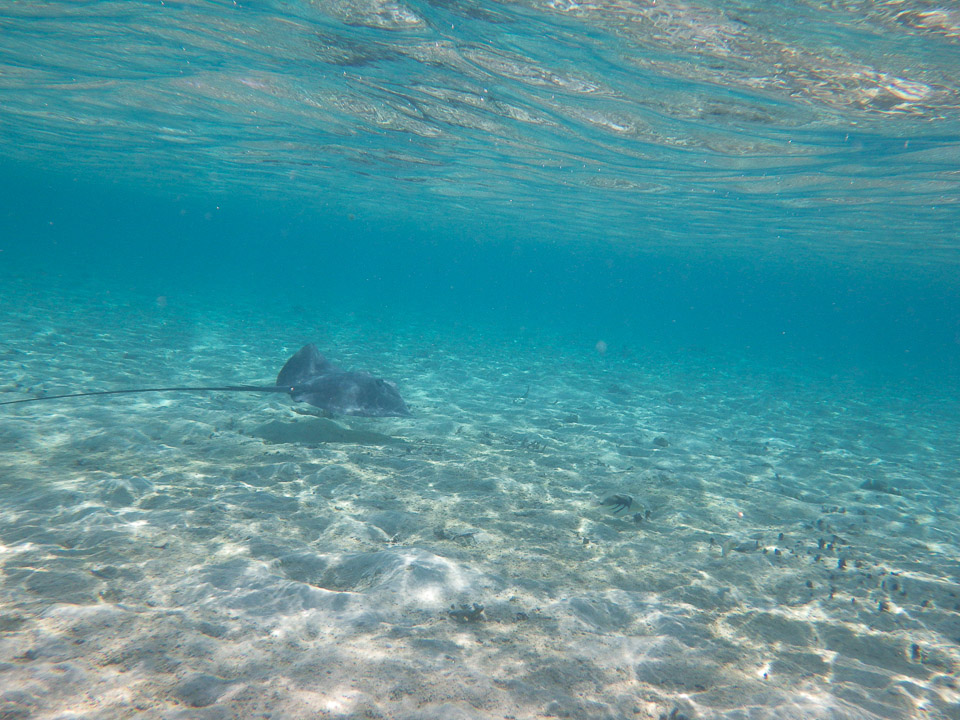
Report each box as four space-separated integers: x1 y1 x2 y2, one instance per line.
1 2 959 719
2 0 959 379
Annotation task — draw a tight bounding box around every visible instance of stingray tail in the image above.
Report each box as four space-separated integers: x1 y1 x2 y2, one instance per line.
0 385 292 406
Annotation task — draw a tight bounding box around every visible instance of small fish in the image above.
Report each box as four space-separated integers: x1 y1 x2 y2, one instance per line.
601 494 633 513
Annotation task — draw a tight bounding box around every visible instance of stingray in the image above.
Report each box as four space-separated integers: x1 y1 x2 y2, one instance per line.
0 343 411 417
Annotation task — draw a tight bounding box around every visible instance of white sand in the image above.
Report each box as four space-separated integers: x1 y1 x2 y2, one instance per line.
0 279 957 719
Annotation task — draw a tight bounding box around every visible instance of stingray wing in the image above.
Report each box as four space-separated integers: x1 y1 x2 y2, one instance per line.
290 372 410 417
276 344 336 387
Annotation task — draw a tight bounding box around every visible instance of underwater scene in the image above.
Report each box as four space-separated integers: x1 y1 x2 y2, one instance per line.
1 1 959 719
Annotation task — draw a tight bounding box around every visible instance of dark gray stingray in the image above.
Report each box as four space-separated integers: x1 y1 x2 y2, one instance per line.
274 344 409 417
0 343 410 418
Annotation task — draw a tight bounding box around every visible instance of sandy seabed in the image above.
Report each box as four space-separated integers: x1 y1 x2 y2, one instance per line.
1 279 958 720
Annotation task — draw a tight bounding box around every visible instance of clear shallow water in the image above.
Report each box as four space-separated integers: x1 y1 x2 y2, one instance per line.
1 1 959 719
1 279 959 720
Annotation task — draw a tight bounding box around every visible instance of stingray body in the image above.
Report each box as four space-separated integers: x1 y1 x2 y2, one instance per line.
0 343 410 418
276 344 409 417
